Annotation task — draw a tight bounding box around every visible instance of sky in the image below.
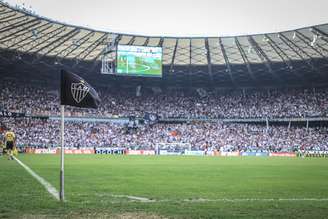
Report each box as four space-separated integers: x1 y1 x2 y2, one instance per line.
4 0 328 37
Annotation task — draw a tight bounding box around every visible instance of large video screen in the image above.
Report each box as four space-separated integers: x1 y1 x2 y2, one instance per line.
116 45 162 77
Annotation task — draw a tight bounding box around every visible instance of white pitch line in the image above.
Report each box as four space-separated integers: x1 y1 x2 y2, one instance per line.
13 156 60 201
111 194 155 202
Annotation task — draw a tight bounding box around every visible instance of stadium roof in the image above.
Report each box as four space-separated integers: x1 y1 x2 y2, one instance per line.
4 0 328 37
1 1 328 87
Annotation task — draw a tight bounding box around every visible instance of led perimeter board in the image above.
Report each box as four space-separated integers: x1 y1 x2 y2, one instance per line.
116 45 162 77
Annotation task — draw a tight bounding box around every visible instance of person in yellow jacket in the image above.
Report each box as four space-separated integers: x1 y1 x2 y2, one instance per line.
4 129 16 160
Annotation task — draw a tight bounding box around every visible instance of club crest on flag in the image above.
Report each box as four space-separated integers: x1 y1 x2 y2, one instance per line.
71 82 90 103
61 69 100 108
149 114 157 121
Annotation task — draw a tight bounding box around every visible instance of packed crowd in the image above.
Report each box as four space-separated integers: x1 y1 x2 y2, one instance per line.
1 118 327 152
1 81 328 119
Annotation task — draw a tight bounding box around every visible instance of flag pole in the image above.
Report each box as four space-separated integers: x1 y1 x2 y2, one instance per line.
60 105 65 201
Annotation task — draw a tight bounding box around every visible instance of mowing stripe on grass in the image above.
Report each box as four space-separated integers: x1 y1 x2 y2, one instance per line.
119 197 328 203
181 198 328 202
13 156 60 201
93 193 328 203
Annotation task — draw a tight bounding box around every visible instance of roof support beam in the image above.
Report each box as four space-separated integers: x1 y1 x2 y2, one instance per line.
0 11 17 24
33 28 79 55
33 29 80 62
248 36 282 83
312 27 328 39
24 26 66 53
0 22 48 44
0 19 40 42
0 9 9 13
219 38 237 86
205 38 213 81
56 31 95 59
6 23 53 49
73 33 108 63
90 34 122 70
0 17 38 34
0 14 26 25
142 37 149 46
234 37 256 82
310 27 328 46
127 36 136 45
265 34 305 82
22 26 67 53
72 33 107 60
279 33 324 77
0 10 16 17
80 33 109 61
280 33 312 60
265 34 292 67
189 39 192 86
0 12 19 23
157 38 164 47
295 30 328 55
170 39 178 73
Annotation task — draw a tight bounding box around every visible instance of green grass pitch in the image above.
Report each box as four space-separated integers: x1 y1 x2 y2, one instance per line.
1 155 328 218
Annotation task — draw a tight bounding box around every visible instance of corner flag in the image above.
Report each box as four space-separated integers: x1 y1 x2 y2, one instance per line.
59 69 100 202
60 69 100 109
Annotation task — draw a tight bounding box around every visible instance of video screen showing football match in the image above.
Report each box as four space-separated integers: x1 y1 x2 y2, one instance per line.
116 45 162 77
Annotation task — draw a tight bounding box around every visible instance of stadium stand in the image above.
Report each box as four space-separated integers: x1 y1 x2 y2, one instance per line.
1 117 328 152
1 80 328 119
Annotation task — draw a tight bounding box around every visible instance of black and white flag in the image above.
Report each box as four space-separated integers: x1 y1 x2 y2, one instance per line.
144 112 158 125
60 70 100 108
